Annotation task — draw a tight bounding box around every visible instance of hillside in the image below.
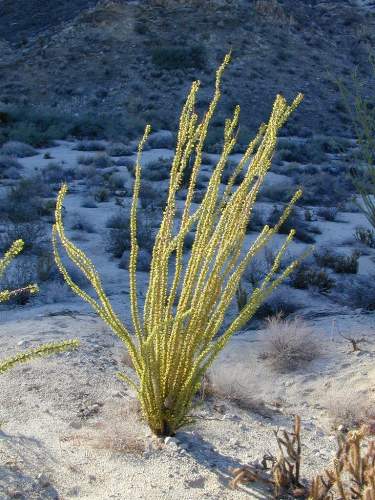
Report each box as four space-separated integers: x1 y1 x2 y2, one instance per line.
0 0 374 145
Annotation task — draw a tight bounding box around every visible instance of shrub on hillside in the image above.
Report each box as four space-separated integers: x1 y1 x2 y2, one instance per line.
290 264 335 292
354 227 375 248
0 177 52 223
267 205 318 243
314 248 360 274
334 275 375 311
317 206 339 221
0 222 47 255
151 45 206 70
1 141 37 157
105 210 154 258
107 143 133 156
143 157 171 182
73 141 106 151
0 156 23 176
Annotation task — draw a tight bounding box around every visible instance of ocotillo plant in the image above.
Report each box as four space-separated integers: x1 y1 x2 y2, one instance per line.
337 52 375 229
52 53 309 437
0 239 79 375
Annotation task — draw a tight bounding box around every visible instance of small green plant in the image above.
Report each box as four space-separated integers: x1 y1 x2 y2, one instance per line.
52 53 309 437
0 239 79 376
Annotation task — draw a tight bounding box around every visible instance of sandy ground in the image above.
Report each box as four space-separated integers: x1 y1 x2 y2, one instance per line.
0 307 374 499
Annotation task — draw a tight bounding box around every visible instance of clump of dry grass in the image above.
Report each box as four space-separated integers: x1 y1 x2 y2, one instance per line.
197 366 278 418
258 315 320 372
325 389 375 431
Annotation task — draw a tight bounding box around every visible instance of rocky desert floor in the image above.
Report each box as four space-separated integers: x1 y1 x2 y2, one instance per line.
0 137 374 499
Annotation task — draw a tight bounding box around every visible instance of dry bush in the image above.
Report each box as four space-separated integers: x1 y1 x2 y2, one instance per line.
309 425 375 499
325 389 375 430
259 315 320 372
230 416 375 499
199 363 278 418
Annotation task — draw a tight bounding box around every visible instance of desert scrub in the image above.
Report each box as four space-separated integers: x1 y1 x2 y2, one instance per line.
0 239 79 375
52 53 309 437
259 315 320 372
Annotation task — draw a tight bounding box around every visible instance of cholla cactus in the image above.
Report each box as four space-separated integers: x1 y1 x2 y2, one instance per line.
0 239 79 375
52 53 309 436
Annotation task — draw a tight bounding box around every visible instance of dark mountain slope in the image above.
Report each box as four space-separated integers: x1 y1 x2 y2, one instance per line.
0 0 374 144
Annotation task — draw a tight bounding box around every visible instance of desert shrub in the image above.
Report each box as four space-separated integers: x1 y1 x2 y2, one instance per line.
40 162 76 184
0 175 53 221
0 255 38 306
151 45 206 70
245 207 265 233
0 155 23 174
69 213 96 233
253 289 301 321
139 180 167 209
317 206 339 221
52 54 306 437
119 248 152 272
267 206 317 243
0 221 47 255
325 389 374 429
295 171 353 206
0 239 79 371
147 132 175 150
1 107 74 146
92 188 110 203
183 231 195 250
105 210 154 258
107 143 133 156
84 170 104 188
275 138 326 164
77 155 94 166
73 141 106 151
259 182 296 203
336 58 375 229
290 264 335 292
143 157 171 182
0 141 37 157
107 172 126 190
314 249 360 274
336 275 375 311
258 315 320 372
37 281 74 304
35 248 59 283
93 154 113 169
242 257 267 288
354 226 375 248
204 126 223 153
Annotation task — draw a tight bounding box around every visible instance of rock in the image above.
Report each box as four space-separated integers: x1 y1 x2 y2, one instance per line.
164 436 179 451
184 476 206 488
221 414 241 421
37 473 51 487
